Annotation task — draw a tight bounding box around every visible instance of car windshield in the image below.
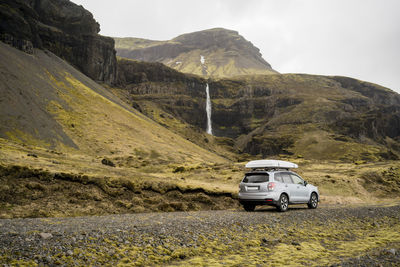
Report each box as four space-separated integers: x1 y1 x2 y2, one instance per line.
243 173 269 183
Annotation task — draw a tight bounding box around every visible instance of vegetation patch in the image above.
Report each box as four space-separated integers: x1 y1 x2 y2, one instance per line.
361 166 400 195
0 165 239 218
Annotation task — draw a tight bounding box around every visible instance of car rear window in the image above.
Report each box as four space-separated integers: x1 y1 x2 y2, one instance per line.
243 173 269 183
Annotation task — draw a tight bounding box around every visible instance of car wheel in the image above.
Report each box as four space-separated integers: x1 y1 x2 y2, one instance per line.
277 194 289 212
243 204 255 212
307 193 318 209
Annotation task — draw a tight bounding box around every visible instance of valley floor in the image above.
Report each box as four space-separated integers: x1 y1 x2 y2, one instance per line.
1 204 400 266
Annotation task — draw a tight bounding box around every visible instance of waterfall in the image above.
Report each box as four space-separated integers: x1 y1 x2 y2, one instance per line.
205 83 213 135
200 55 212 135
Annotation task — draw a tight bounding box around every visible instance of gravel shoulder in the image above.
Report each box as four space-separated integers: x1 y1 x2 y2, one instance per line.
1 204 400 266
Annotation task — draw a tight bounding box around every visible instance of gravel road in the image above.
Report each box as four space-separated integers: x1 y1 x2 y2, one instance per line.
1 204 400 266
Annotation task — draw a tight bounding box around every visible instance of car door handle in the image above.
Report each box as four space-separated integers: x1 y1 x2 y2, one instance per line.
285 185 288 187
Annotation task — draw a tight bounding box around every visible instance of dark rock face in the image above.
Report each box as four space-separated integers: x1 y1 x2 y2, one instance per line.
117 58 205 89
117 58 209 128
0 0 116 84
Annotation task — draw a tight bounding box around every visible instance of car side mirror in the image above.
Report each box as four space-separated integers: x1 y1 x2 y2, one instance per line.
304 181 308 186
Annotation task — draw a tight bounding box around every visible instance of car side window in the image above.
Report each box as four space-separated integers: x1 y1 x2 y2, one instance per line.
274 173 283 183
281 173 293 184
290 174 304 185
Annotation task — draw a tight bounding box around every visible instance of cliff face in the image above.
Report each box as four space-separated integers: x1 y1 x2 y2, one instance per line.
114 28 277 78
116 58 208 129
0 0 116 84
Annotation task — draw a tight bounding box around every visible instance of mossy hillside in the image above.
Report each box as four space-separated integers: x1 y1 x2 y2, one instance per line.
165 49 276 78
361 166 400 196
208 74 400 160
0 42 78 149
114 37 164 50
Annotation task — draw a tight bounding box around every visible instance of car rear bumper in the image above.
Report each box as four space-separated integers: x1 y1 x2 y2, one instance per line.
238 192 280 206
239 199 279 206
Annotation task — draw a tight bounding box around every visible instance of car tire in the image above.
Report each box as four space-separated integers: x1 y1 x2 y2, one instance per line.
307 193 318 209
277 194 289 212
243 204 255 212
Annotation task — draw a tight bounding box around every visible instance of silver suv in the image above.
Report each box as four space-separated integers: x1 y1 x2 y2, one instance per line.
238 162 319 212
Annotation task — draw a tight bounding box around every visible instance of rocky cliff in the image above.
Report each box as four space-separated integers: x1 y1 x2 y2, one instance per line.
0 0 116 83
114 28 277 78
116 58 208 129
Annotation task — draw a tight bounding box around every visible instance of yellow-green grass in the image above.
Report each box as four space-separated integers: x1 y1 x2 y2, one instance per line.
163 49 276 78
169 217 400 266
5 212 397 266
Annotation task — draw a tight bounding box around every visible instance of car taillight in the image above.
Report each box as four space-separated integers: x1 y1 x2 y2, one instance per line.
268 182 276 191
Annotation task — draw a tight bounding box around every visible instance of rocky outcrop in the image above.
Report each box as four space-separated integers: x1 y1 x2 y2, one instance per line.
116 58 208 128
117 58 205 89
0 0 116 84
114 28 277 78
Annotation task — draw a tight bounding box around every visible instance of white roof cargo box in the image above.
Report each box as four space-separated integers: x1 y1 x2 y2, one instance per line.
245 159 298 169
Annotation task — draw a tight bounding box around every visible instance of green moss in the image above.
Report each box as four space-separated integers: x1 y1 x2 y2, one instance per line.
5 129 50 148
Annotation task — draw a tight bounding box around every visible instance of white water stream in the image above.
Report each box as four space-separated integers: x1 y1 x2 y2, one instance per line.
205 83 212 135
201 55 213 135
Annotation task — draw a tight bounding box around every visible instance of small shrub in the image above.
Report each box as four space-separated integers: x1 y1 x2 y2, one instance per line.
173 166 185 173
101 158 115 167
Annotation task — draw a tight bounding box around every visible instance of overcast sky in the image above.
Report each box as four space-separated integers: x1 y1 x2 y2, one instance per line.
72 0 400 93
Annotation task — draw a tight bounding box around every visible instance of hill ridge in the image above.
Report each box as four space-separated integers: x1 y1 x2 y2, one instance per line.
114 28 277 78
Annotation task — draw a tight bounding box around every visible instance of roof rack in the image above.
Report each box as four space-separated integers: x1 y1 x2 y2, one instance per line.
249 167 290 172
245 160 298 170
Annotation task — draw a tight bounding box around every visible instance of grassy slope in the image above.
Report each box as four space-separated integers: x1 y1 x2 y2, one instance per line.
0 42 226 162
162 49 277 78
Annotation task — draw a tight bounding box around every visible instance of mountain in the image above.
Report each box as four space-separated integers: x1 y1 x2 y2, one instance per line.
114 28 277 78
113 28 399 161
